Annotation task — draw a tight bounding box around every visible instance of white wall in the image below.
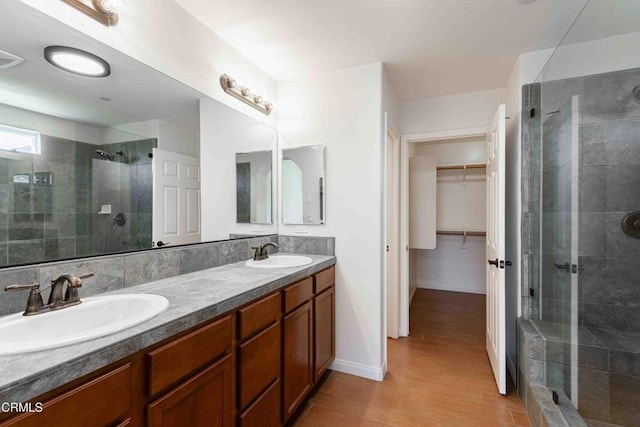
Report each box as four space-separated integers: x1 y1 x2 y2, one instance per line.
18 0 277 128
0 103 154 145
200 98 277 241
542 31 640 82
0 103 100 144
416 235 486 294
112 120 199 157
278 63 388 380
400 88 505 134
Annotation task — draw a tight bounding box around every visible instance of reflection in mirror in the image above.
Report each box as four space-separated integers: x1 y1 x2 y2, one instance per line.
282 145 326 225
235 151 272 224
200 99 277 241
0 1 275 267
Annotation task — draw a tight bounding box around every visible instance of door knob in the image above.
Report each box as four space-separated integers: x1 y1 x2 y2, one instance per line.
487 258 499 267
156 240 170 248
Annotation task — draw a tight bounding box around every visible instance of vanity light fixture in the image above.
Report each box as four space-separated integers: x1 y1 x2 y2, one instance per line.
44 46 111 78
61 0 119 27
220 74 273 115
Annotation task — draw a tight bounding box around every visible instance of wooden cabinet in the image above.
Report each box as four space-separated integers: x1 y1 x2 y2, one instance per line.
238 322 280 410
238 379 280 427
147 354 233 427
314 285 335 382
236 291 282 427
0 364 131 427
283 300 313 422
1 264 335 427
147 315 232 397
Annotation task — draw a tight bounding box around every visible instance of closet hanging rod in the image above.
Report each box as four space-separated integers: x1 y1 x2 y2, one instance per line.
436 230 486 237
436 163 486 171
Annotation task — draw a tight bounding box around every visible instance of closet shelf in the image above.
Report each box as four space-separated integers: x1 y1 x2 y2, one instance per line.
436 163 486 171
436 230 486 237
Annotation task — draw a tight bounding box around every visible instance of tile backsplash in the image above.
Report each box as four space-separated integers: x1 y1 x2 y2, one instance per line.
0 234 335 316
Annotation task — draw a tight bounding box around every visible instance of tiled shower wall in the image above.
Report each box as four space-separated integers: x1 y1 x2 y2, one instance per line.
0 234 334 317
0 136 155 266
521 68 640 426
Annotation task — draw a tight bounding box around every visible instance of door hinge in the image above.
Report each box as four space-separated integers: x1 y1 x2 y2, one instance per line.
530 108 536 118
529 288 535 297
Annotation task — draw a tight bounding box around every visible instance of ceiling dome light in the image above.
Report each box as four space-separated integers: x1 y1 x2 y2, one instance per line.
44 46 110 77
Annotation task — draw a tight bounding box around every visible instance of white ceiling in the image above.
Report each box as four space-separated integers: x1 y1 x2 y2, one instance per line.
175 0 591 101
0 1 205 134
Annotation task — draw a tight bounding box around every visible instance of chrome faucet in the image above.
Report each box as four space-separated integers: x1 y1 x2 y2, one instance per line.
4 272 94 316
251 242 279 261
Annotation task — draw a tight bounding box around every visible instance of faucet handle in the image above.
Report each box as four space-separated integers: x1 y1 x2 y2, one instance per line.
4 282 40 292
70 272 94 288
64 273 93 303
4 283 43 316
251 246 261 260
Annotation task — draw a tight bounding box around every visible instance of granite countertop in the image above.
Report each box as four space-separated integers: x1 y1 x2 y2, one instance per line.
0 254 335 404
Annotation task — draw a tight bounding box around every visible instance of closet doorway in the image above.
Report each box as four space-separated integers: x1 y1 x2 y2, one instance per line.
399 127 488 336
399 104 507 394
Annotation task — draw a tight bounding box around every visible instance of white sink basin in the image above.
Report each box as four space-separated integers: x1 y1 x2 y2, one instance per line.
0 294 169 355
245 255 313 269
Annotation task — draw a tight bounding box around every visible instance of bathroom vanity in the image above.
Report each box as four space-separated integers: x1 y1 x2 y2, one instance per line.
0 256 335 427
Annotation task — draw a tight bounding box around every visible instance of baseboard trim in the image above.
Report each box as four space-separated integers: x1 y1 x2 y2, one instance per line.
417 281 485 295
330 358 386 382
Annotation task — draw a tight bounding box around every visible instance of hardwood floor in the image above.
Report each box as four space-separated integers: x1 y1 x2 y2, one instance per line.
293 289 530 426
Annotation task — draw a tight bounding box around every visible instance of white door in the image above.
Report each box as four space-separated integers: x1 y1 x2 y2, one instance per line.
152 148 201 247
486 104 506 395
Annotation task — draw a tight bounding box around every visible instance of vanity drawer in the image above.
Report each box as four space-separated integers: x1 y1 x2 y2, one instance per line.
238 292 281 340
0 364 131 427
314 266 335 294
239 379 281 427
238 321 280 409
283 277 313 313
147 315 232 397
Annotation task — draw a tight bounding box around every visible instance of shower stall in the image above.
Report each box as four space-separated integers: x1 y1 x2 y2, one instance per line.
522 1 640 425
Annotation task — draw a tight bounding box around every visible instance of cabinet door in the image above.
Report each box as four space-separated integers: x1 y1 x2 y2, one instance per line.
314 286 335 382
239 379 281 427
0 364 131 427
238 321 280 409
147 354 233 427
282 301 313 422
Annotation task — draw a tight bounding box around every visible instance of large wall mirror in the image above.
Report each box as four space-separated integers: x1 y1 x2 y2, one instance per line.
0 1 276 267
282 145 326 225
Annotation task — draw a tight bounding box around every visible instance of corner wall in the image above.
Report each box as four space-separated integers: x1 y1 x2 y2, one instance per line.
277 63 388 380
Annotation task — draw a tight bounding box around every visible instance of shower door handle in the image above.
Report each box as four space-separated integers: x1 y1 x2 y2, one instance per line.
487 258 499 267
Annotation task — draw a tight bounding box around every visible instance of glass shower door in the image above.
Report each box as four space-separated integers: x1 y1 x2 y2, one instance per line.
539 94 580 406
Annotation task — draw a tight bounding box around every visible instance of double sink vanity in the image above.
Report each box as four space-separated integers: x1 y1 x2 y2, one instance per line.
0 251 336 427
